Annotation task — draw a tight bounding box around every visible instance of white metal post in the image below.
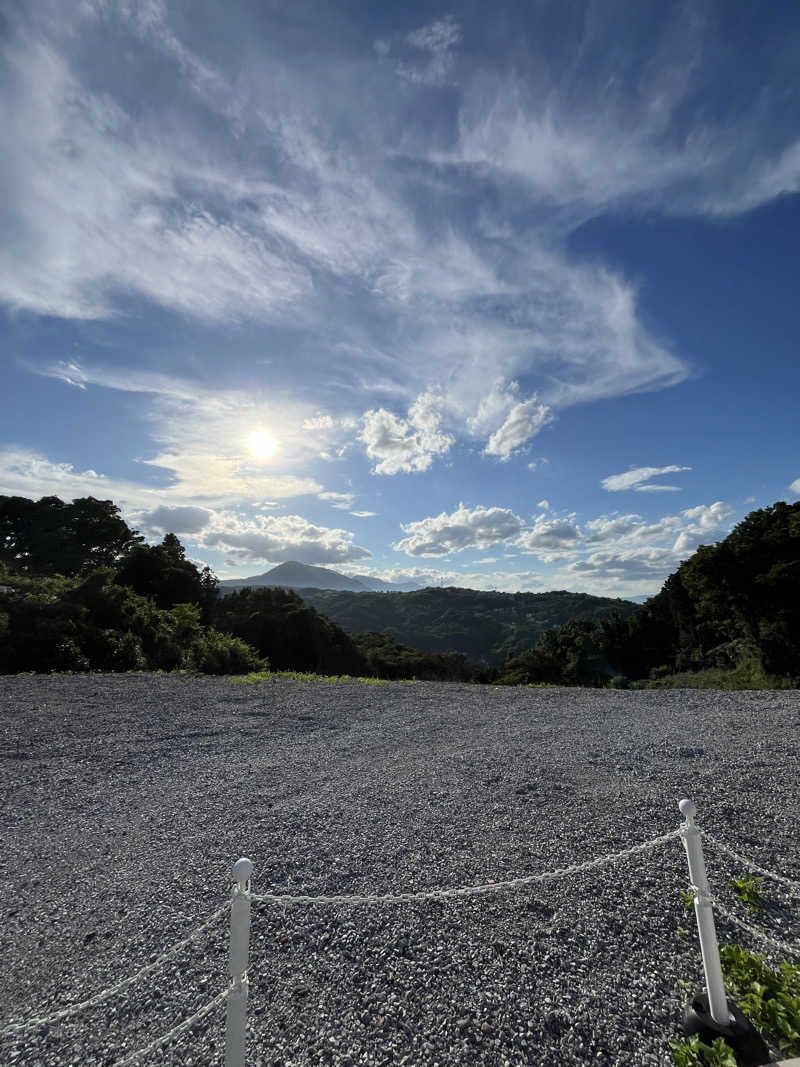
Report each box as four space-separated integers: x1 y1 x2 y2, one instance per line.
678 799 732 1026
225 857 253 1067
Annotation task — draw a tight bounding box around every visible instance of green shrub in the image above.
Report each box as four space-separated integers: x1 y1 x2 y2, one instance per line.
670 1035 736 1066
729 874 764 914
189 629 265 675
234 670 401 686
107 631 147 672
720 945 800 1054
51 637 90 673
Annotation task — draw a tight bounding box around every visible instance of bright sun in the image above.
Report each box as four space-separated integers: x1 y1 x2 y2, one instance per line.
248 430 277 460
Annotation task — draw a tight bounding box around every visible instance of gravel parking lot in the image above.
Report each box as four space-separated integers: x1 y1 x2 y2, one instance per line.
0 674 798 1067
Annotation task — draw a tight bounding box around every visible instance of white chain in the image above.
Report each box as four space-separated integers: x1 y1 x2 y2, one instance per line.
112 985 230 1066
710 897 800 958
252 829 683 907
0 902 231 1037
701 832 800 893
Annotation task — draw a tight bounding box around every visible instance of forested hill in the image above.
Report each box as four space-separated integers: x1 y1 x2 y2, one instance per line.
497 501 800 687
293 586 639 666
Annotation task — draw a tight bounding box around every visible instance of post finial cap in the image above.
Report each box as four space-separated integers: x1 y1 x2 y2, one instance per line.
678 798 696 822
232 857 253 884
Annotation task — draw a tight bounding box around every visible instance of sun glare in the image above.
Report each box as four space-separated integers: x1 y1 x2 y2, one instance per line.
248 430 277 460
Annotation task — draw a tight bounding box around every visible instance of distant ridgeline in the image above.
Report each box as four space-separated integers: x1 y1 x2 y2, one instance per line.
292 586 638 668
1 494 798 686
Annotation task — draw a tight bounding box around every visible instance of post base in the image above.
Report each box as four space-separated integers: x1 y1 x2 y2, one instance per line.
683 993 771 1067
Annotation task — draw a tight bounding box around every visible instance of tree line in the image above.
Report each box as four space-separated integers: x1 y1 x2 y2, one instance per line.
0 495 474 679
2 494 797 686
495 501 800 688
297 585 639 666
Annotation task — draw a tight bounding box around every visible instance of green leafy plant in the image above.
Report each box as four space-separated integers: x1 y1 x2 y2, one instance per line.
680 888 695 911
671 947 800 1062
669 1035 737 1067
720 945 800 1054
233 669 410 686
729 873 764 914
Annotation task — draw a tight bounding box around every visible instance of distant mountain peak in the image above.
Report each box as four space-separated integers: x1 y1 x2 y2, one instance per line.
218 560 370 592
218 561 423 594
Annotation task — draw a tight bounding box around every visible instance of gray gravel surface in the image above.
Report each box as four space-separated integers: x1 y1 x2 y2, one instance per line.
0 674 798 1067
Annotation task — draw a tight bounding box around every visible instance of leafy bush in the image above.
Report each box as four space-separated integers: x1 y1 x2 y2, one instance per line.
671 947 800 1064
234 670 399 686
189 629 266 675
106 631 148 671
729 874 764 914
670 1035 736 1067
719 945 800 1055
0 567 263 676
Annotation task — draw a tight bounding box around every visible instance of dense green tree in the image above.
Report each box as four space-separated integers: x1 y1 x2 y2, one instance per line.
115 535 204 609
497 501 800 687
198 565 219 626
0 568 263 675
354 631 474 681
0 495 142 577
292 586 638 667
213 586 365 674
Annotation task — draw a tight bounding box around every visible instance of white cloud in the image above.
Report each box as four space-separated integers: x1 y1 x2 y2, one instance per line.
318 491 355 510
350 510 376 518
341 564 543 593
398 16 461 87
0 445 322 523
447 13 800 223
200 513 370 566
360 391 453 475
134 505 213 536
0 36 310 322
0 9 698 433
584 514 645 542
789 478 800 496
0 449 114 500
558 546 680 598
483 397 554 460
394 503 526 557
537 500 549 510
303 415 336 431
602 465 692 492
673 502 734 554
28 361 326 505
515 515 581 556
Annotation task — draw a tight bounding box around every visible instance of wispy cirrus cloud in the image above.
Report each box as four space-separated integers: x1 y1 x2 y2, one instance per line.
26 359 327 503
395 16 461 87
602 465 692 492
0 446 321 514
0 1 698 480
4 0 799 531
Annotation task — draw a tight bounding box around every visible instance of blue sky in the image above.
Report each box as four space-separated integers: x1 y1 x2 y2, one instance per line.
2 0 799 597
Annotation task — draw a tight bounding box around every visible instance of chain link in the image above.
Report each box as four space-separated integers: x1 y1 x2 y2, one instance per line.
252 828 683 907
701 832 800 893
710 897 800 958
112 985 230 1066
0 902 231 1037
